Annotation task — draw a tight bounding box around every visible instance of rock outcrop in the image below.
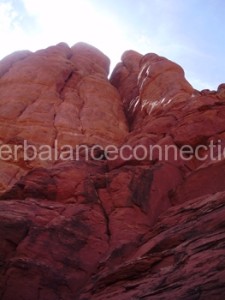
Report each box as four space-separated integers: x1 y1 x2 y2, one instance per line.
0 42 225 300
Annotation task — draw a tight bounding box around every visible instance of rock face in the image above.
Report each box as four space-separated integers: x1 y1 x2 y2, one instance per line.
0 43 225 300
0 42 128 193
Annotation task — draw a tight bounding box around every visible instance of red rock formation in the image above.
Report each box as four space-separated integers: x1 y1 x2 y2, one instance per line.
0 43 225 300
0 42 128 193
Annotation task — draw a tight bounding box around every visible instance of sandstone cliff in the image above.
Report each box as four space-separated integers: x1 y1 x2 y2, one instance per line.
0 42 225 300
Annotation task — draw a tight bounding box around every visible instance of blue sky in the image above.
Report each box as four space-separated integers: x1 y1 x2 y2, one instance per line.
0 0 224 90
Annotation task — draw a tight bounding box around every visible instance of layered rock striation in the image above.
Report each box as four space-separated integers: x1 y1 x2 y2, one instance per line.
0 42 225 299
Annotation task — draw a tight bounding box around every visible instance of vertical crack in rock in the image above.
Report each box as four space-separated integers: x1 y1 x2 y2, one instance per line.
52 111 58 145
89 176 111 242
77 85 85 134
57 71 74 101
53 70 74 142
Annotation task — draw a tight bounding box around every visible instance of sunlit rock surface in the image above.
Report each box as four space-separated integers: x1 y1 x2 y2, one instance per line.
0 42 225 300
0 42 128 193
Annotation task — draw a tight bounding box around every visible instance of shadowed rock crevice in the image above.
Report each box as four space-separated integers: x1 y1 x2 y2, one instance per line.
0 168 57 201
129 168 153 213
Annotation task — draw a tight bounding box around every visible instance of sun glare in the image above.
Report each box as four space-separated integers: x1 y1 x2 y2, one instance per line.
0 0 132 70
0 0 224 89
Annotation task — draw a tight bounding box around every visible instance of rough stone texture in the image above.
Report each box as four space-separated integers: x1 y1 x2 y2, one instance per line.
0 42 128 193
0 43 225 299
80 192 225 299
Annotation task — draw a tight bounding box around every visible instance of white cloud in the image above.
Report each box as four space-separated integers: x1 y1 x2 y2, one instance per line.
0 0 223 90
0 1 27 57
0 0 135 69
0 1 17 30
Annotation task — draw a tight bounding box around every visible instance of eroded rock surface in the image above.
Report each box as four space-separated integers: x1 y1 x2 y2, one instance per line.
0 43 225 300
0 42 128 193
